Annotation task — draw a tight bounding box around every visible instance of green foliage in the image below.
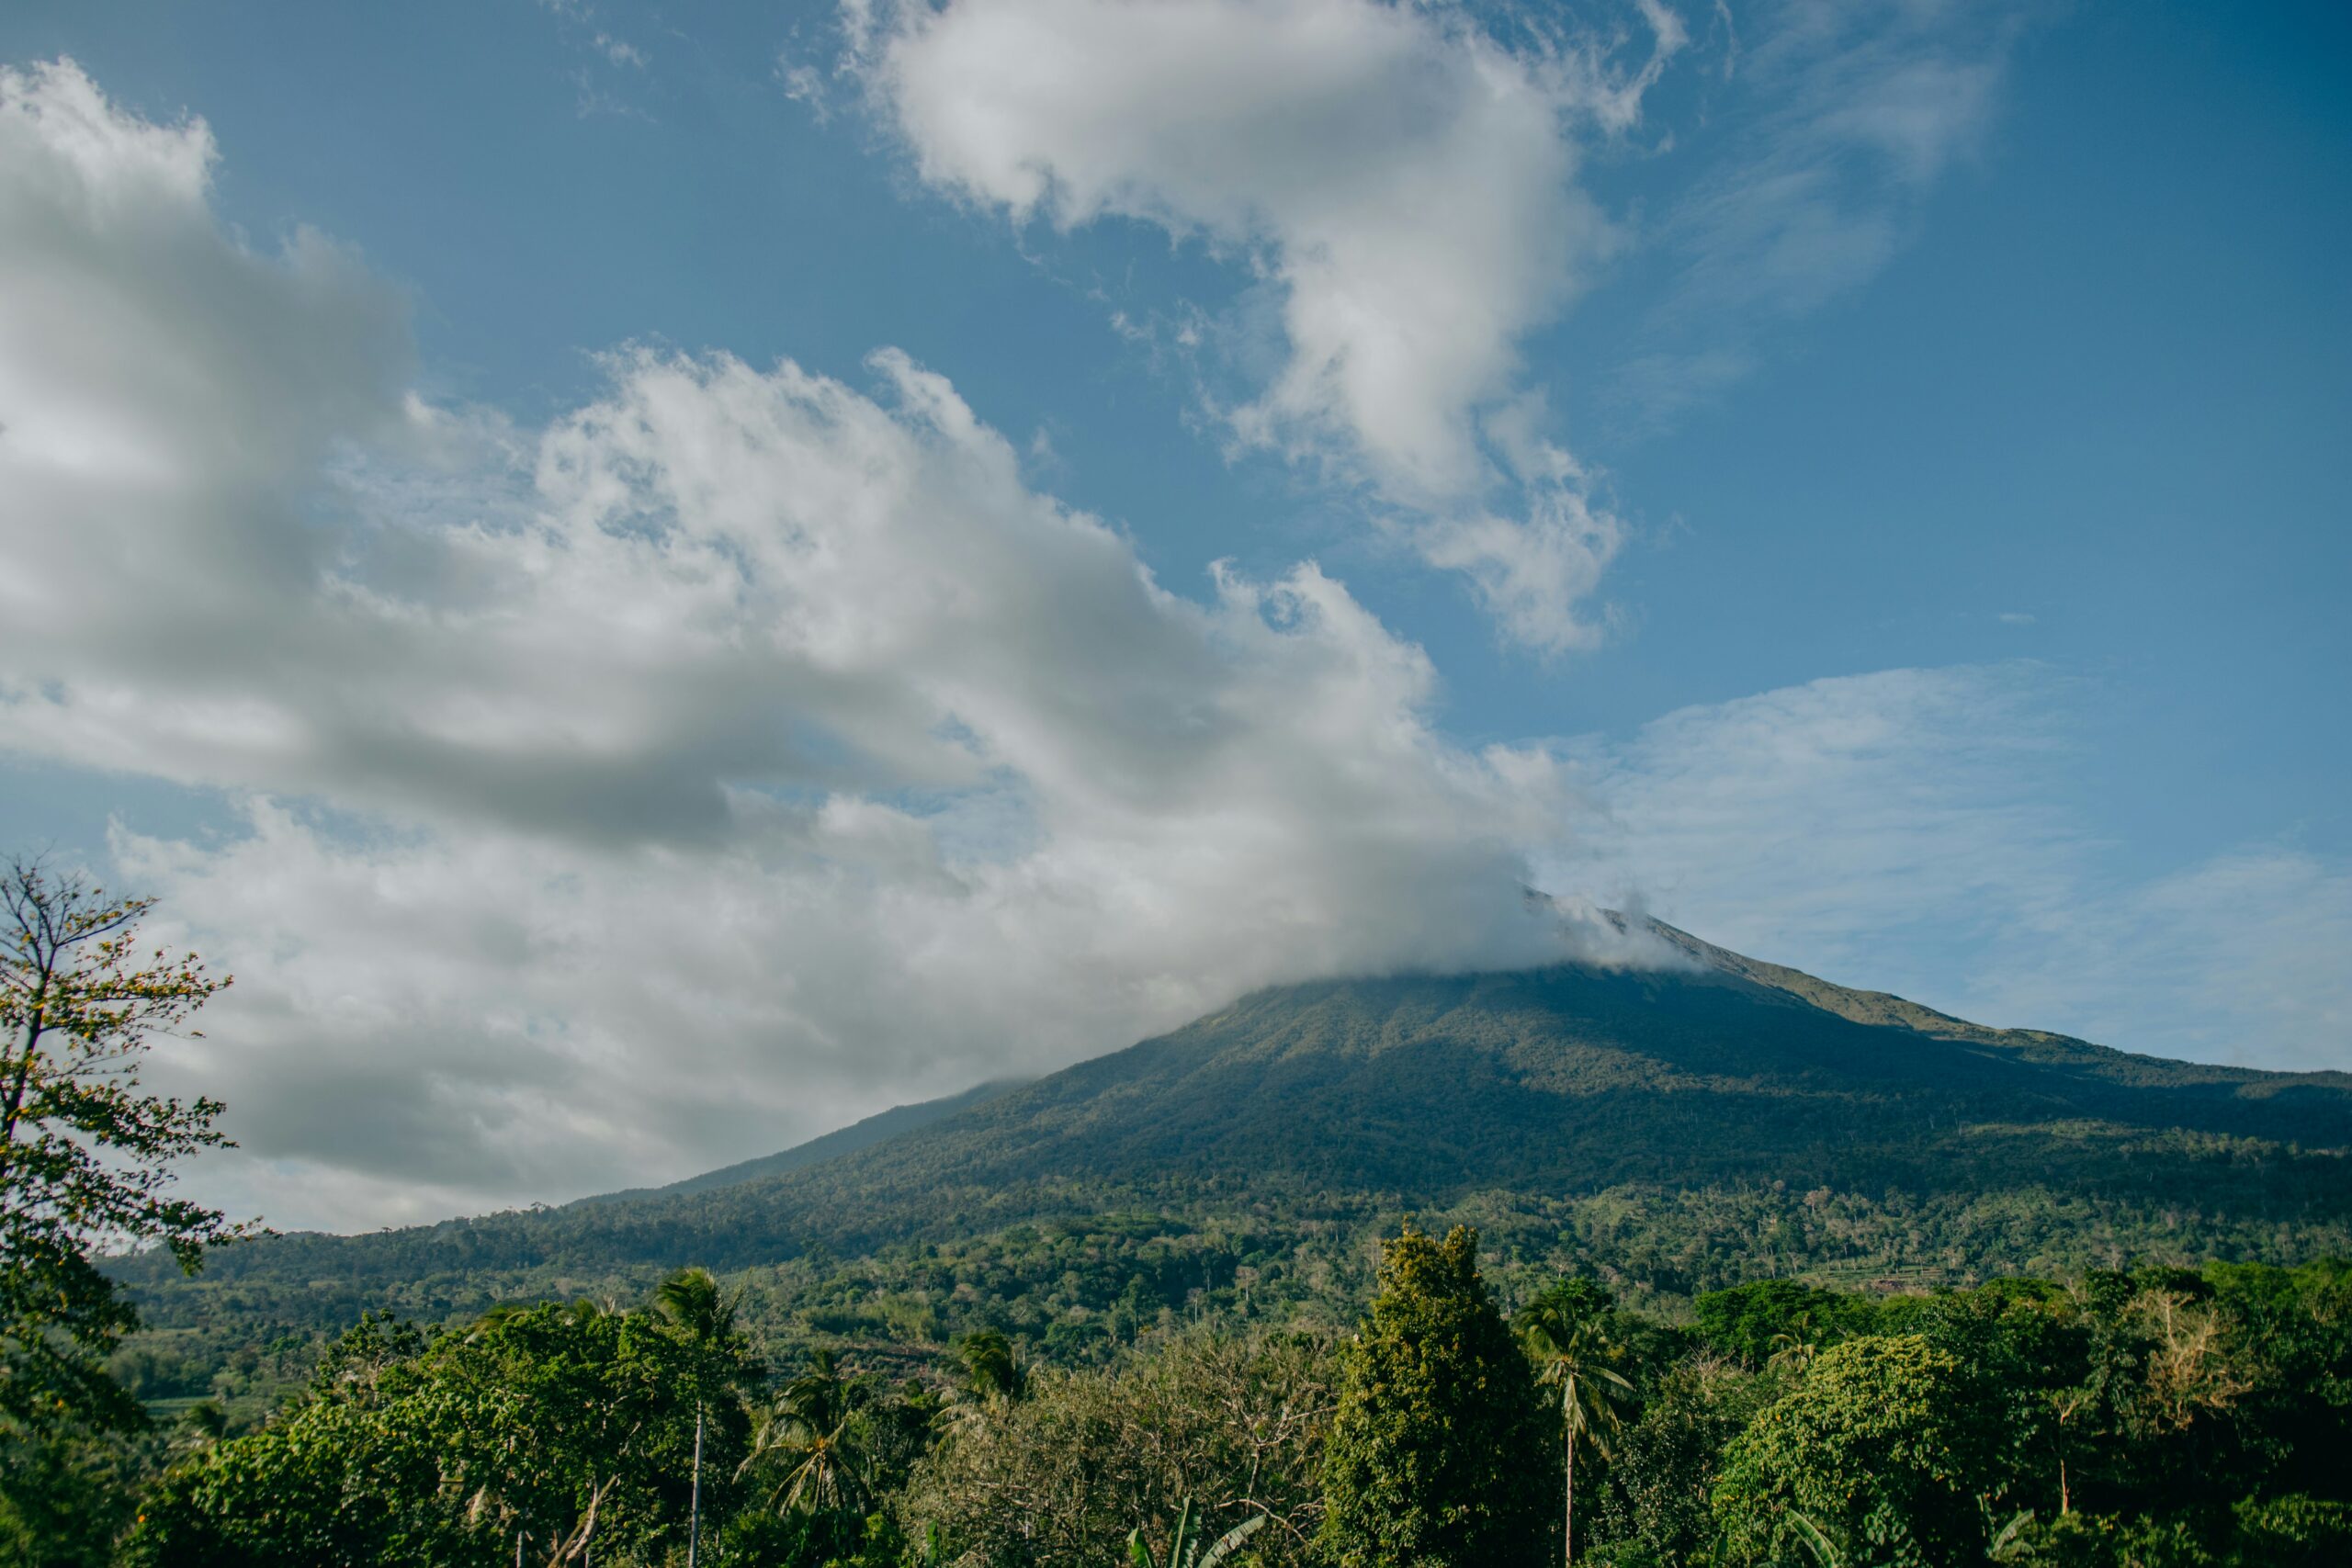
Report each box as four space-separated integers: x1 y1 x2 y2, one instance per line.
900 1328 1330 1568
956 1327 1025 1401
1317 1225 1555 1568
1125 1497 1266 1568
1692 1279 1883 1368
123 1298 754 1566
0 860 250 1438
1988 1498 2352 1568
0 1421 155 1567
1586 1353 1768 1568
30 1253 2352 1567
2227 1494 2352 1566
1713 1334 2006 1567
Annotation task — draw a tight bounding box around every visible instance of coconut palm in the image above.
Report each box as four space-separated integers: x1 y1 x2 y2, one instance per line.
957 1328 1025 1402
653 1266 739 1346
1517 1280 1634 1568
653 1267 747 1568
737 1349 872 1519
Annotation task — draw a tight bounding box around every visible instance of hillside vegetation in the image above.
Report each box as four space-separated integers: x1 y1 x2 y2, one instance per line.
107 924 2352 1423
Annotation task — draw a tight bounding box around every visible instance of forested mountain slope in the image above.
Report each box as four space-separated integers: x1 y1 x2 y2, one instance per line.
118 922 2352 1367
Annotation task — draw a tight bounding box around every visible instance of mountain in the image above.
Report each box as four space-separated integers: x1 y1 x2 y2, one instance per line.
120 922 2352 1366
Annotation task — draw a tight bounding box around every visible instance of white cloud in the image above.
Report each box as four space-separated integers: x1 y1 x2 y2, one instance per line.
856 0 1684 651
0 61 1611 1228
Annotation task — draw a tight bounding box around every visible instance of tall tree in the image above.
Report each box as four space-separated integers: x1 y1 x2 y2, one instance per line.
1713 1334 2006 1568
1317 1225 1555 1568
0 857 248 1435
1516 1278 1634 1567
653 1265 748 1568
734 1348 880 1564
127 1298 747 1566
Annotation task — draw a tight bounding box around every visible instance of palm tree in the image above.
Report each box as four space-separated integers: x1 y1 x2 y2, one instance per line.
654 1267 746 1568
956 1328 1024 1402
654 1266 739 1346
737 1349 872 1521
1516 1280 1634 1568
1767 1312 1820 1374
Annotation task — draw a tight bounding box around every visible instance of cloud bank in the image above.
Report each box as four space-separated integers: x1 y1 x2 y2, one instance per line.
0 60 1608 1228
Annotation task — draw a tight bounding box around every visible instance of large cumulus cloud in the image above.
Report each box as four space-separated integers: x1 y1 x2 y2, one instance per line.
0 61 1626 1228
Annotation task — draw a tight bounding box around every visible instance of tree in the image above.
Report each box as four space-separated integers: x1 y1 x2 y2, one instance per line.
739 1348 872 1519
1516 1278 1634 1567
651 1265 740 1349
0 858 248 1436
1127 1497 1266 1568
899 1328 1333 1568
651 1266 751 1568
1317 1225 1555 1568
1588 1353 1769 1568
1713 1334 2006 1568
127 1298 750 1566
956 1327 1025 1403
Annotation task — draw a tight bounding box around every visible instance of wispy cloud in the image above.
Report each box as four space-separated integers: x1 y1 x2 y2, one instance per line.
1605 0 2032 429
1547 663 2352 1074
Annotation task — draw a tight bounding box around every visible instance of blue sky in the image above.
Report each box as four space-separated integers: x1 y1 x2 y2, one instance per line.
1 0 2345 1229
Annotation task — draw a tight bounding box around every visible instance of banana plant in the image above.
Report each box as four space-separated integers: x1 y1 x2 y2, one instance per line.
1125 1499 1267 1568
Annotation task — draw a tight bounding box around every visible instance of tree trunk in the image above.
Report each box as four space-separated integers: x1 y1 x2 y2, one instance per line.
687 1403 704 1568
1564 1373 1576 1568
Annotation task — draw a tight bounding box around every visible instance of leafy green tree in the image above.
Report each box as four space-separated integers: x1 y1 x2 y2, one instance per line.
1713 1333 2005 1568
900 1328 1331 1568
1692 1280 1876 1370
0 859 250 1436
0 1422 156 1568
652 1264 739 1348
1516 1278 1634 1566
125 1299 750 1566
956 1327 1025 1402
651 1265 752 1567
1317 1225 1555 1568
2228 1494 2352 1566
1588 1353 1768 1568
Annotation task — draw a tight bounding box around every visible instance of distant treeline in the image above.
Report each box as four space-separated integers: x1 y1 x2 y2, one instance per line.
24 1233 2352 1566
110 1168 2352 1432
